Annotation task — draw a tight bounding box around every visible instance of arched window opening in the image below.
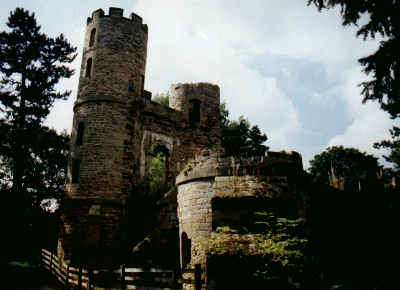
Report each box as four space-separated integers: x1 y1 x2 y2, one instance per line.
76 122 84 146
189 99 201 123
150 146 171 200
181 232 192 267
86 58 93 77
72 159 81 184
89 28 96 47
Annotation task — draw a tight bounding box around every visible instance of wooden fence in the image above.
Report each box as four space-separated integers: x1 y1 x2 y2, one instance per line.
40 249 203 290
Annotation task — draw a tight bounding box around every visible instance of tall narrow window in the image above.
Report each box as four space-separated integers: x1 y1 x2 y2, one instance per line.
189 99 201 123
76 122 84 146
150 146 171 195
86 58 93 77
181 232 191 267
72 159 81 184
89 28 96 47
140 75 145 97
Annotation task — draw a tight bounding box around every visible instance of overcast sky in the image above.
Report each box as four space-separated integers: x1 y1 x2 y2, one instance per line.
1 0 397 169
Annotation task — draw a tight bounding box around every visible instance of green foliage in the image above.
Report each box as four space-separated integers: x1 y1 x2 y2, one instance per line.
150 152 165 195
0 8 76 206
198 213 307 287
374 126 400 172
0 7 75 251
307 0 398 118
309 146 382 186
220 100 269 157
152 93 169 106
149 151 172 201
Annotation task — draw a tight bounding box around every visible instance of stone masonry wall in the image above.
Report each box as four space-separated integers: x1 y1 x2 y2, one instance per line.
58 201 127 268
59 8 149 268
176 149 309 287
67 101 128 198
78 8 148 101
177 179 213 289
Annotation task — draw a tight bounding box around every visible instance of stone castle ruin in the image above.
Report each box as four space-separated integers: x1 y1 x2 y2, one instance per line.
57 7 310 282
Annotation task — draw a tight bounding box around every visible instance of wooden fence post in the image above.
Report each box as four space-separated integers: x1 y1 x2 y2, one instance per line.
50 253 53 272
195 264 201 290
38 250 42 268
172 264 179 290
87 269 92 290
65 265 70 290
120 264 126 290
78 267 83 290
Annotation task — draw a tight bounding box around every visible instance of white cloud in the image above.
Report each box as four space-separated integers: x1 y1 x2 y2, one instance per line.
324 67 398 165
35 0 389 168
326 110 395 166
135 0 301 150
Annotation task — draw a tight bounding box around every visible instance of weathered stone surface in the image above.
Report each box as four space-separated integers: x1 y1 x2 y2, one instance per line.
58 8 221 268
58 9 311 281
176 149 311 285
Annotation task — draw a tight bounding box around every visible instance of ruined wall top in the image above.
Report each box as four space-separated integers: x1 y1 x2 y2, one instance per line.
176 149 303 185
87 7 148 33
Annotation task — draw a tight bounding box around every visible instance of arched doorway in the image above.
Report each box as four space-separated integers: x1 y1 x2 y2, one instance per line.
181 232 192 268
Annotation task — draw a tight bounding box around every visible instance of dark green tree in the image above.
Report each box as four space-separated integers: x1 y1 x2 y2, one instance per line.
198 214 307 289
309 145 382 186
0 8 76 203
308 0 399 118
220 101 269 157
0 8 75 257
374 126 400 171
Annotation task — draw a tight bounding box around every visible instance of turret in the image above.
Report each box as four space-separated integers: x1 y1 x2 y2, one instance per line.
169 82 220 130
58 8 148 268
77 7 148 103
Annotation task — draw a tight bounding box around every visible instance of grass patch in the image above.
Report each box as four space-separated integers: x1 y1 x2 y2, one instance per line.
0 260 61 289
7 261 37 268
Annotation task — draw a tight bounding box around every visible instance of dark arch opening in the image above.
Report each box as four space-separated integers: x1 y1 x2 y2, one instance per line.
89 28 96 47
150 146 171 199
76 122 84 146
72 159 81 184
181 232 191 267
189 99 201 123
86 58 93 77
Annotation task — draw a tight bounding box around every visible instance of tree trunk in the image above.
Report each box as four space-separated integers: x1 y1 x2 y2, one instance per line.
12 71 27 205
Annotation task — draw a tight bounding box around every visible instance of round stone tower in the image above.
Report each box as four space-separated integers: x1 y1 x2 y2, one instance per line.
58 8 148 268
169 83 220 129
169 83 221 152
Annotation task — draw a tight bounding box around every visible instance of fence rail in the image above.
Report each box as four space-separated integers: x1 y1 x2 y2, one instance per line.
40 249 203 290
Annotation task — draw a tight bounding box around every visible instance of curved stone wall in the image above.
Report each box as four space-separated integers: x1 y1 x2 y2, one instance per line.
169 82 220 128
176 149 309 286
78 7 148 102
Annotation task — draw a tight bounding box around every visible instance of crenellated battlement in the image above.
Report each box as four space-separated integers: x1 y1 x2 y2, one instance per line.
87 7 148 33
176 149 303 185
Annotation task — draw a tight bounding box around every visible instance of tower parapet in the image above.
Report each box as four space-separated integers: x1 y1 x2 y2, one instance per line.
77 7 148 105
176 149 303 184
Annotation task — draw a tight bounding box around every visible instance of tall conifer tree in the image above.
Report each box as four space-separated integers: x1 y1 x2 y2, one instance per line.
0 8 75 213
